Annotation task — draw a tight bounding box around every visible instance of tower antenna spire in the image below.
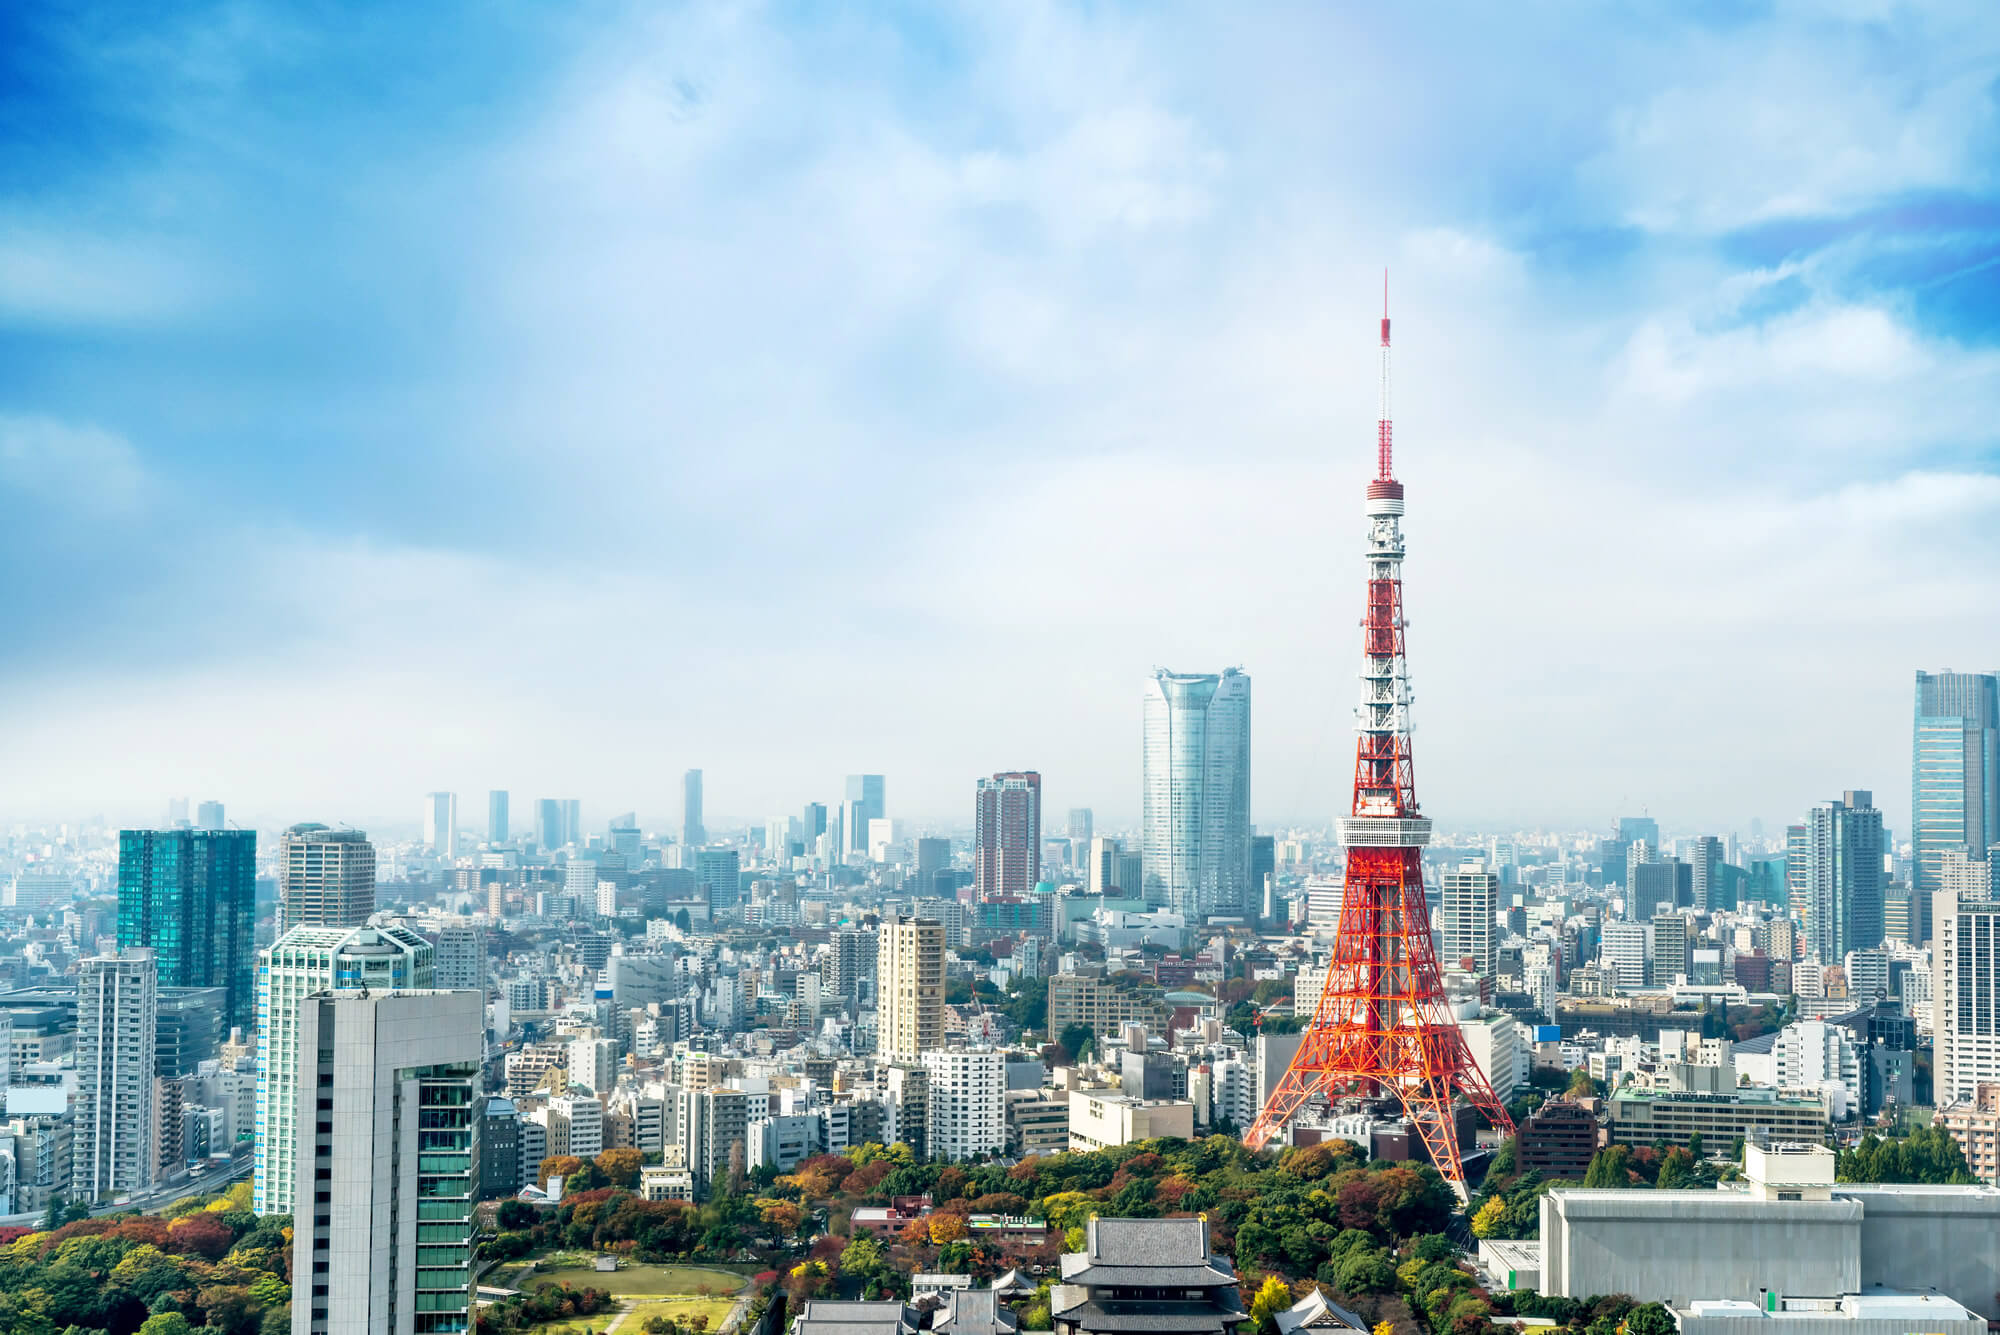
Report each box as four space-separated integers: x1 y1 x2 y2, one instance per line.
1245 290 1512 1193
1377 269 1393 481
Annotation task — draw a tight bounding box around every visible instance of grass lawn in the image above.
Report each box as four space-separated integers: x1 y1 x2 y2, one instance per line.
528 1263 747 1297
625 1297 739 1330
524 1311 624 1335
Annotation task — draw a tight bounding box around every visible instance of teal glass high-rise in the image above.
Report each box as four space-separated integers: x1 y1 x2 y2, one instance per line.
1913 670 2000 896
117 827 257 1033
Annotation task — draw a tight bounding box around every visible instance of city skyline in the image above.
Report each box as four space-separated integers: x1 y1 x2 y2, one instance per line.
1 6 1996 833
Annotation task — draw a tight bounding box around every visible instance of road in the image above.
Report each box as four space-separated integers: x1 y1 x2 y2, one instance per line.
111 1151 255 1216
0 1149 254 1228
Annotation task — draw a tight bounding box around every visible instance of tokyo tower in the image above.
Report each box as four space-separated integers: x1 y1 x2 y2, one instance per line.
1245 282 1513 1189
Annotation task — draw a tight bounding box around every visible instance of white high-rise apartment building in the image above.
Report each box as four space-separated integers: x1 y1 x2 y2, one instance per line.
1935 888 2000 1104
542 1093 604 1159
425 791 458 860
433 924 486 992
1600 922 1650 990
73 949 157 1202
877 915 944 1064
923 1048 1006 1161
1295 962 1329 1017
1210 1055 1258 1129
256 924 434 1216
1440 862 1499 979
1142 667 1252 919
1772 1018 1863 1107
289 989 482 1335
567 1031 616 1094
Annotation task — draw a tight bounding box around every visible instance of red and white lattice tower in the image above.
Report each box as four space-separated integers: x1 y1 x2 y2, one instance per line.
1245 281 1513 1188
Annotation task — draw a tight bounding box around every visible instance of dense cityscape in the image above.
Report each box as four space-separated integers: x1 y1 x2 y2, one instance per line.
6 471 2000 1335
8 6 2000 1335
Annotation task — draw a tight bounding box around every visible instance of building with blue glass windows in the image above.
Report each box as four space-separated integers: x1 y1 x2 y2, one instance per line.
1913 670 2000 897
117 827 257 1034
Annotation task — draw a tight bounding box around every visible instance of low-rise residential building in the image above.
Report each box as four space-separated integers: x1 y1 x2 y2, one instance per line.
1048 974 1171 1039
1936 1083 2000 1187
1607 1085 1829 1149
1067 1091 1196 1152
1518 1099 1602 1179
1007 1089 1070 1156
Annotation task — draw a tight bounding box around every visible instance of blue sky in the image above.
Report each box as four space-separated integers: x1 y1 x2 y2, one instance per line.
3 1 1999 837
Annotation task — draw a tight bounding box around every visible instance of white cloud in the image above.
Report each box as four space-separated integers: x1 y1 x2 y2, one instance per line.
1580 11 2000 232
0 415 147 514
0 227 209 327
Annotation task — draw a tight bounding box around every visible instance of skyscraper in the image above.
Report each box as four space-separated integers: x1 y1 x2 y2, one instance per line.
801 802 828 846
683 768 706 848
1142 668 1252 919
73 948 158 1202
278 824 377 931
974 771 1042 898
537 798 563 850
1251 834 1276 919
425 791 458 859
562 798 582 847
1068 808 1094 842
1630 859 1692 921
1617 816 1661 850
877 914 944 1064
845 774 885 852
117 827 258 1033
195 800 225 829
1687 835 1725 911
1651 914 1693 987
1913 671 2000 896
289 989 482 1335
488 789 509 843
255 924 435 1216
1441 862 1499 978
1806 791 1886 963
915 837 952 896
1935 885 2000 1106
1086 836 1121 896
694 848 741 911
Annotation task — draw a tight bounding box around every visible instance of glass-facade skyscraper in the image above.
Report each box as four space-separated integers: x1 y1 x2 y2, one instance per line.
1913 670 2000 896
117 827 257 1033
844 774 885 852
683 768 705 847
1141 667 1252 919
1805 790 1885 963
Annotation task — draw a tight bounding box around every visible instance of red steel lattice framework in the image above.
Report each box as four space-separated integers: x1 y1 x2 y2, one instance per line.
1245 282 1513 1188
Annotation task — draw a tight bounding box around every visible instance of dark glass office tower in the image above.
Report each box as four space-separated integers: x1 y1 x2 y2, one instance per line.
117 828 257 1033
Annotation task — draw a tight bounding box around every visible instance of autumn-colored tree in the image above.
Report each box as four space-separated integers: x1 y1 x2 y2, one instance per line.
929 1214 969 1245
595 1148 644 1190
969 1192 1029 1216
164 1212 234 1260
1248 1276 1295 1335
760 1201 807 1238
845 1160 894 1198
898 1217 932 1248
539 1155 586 1188
840 1234 886 1281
